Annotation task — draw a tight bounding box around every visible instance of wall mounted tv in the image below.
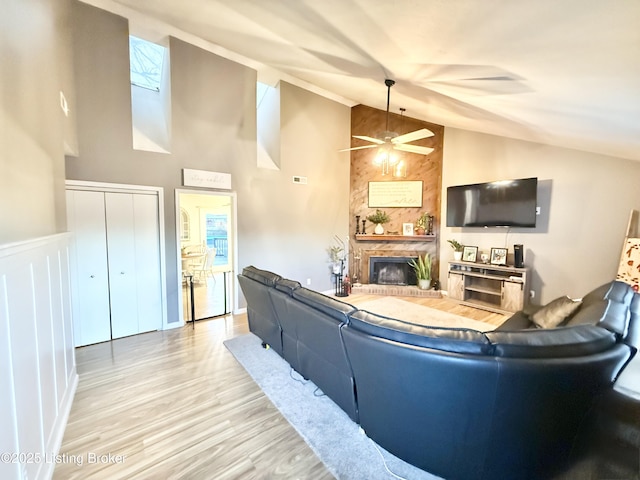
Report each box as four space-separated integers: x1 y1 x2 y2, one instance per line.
446 177 538 228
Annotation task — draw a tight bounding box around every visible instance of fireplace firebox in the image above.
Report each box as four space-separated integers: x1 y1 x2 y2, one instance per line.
369 256 418 286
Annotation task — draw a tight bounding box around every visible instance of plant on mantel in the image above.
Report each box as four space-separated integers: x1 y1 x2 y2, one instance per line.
366 209 390 235
415 212 430 235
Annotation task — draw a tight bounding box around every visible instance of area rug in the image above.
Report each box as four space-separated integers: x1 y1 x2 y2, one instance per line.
224 333 442 480
355 297 496 332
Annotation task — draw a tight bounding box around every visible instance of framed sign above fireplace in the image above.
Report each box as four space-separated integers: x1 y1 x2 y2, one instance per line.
368 181 423 208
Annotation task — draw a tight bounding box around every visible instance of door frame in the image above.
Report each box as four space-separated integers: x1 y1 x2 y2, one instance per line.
65 180 169 331
175 189 239 325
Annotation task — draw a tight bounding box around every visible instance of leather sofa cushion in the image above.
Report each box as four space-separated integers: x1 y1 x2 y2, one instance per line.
598 281 633 337
242 266 281 287
274 278 301 295
486 325 616 358
348 310 492 355
292 287 355 322
626 293 640 349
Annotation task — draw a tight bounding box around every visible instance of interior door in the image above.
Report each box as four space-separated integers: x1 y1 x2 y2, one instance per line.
131 193 163 334
105 193 139 339
66 190 111 346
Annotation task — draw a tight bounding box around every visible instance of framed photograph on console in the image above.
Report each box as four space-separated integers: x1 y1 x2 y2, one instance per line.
490 247 508 265
402 223 414 236
462 246 478 262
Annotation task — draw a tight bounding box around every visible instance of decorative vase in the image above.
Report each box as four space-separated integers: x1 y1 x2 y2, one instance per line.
454 251 463 261
416 227 425 235
418 278 431 290
374 223 384 235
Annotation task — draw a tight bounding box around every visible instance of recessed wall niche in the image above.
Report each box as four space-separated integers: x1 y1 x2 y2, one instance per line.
349 104 444 283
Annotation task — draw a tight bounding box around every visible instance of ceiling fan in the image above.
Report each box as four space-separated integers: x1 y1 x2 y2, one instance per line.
341 79 435 157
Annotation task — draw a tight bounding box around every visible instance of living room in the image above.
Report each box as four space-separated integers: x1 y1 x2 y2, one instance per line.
2 1 640 479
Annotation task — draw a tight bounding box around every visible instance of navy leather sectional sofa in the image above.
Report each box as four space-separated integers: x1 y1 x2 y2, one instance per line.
237 266 638 480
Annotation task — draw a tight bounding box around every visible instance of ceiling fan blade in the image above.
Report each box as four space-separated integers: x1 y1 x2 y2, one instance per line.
394 144 435 155
353 135 385 145
339 144 379 152
391 128 434 144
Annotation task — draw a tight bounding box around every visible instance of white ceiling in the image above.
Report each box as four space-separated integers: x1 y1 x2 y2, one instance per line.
86 0 640 161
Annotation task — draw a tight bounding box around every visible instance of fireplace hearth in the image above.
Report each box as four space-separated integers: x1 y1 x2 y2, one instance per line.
369 256 418 286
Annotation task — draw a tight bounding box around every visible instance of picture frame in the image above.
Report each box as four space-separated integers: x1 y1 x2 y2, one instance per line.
402 223 414 236
368 181 423 208
462 246 478 263
490 247 508 265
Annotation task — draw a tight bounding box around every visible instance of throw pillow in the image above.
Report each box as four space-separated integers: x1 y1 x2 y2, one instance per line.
531 296 583 329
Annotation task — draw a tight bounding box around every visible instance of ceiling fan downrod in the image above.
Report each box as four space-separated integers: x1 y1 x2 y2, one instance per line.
384 79 395 132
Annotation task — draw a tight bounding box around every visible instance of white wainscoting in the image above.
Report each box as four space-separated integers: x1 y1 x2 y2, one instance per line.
0 233 78 480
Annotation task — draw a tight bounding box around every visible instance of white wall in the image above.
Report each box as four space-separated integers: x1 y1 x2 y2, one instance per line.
0 234 77 480
440 128 640 304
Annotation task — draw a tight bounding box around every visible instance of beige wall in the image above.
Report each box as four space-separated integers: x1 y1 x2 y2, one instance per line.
65 3 350 316
440 128 640 304
0 0 77 244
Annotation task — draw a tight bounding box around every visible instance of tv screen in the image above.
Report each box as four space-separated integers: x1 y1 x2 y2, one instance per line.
446 177 538 228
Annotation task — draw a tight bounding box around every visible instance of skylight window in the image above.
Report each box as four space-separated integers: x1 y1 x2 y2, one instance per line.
129 36 165 92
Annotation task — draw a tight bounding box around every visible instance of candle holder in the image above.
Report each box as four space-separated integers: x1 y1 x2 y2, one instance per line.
355 215 361 234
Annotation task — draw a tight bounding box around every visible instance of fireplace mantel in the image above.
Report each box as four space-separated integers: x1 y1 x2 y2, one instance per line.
355 234 435 242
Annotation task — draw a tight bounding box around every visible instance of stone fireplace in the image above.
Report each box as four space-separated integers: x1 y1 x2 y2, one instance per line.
369 256 418 286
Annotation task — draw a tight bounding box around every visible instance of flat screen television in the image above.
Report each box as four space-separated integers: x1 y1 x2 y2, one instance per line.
446 177 538 228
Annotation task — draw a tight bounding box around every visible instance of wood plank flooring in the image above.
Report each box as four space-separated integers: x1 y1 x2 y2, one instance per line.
52 295 504 479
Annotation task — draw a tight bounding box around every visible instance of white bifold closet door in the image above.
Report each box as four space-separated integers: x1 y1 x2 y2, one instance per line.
67 188 163 347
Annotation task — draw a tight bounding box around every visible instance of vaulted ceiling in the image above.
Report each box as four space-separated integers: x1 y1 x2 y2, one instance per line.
85 0 640 161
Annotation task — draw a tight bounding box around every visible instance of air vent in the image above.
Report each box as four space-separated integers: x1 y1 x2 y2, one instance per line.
292 176 308 185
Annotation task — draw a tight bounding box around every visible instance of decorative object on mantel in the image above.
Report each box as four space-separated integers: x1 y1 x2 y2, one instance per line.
361 219 366 234
339 79 434 177
408 253 431 290
355 215 361 234
366 209 390 235
448 239 464 261
415 212 430 235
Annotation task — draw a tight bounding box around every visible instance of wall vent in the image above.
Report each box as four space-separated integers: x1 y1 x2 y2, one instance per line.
292 176 308 184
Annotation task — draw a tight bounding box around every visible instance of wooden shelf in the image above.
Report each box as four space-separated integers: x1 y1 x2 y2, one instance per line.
355 234 435 242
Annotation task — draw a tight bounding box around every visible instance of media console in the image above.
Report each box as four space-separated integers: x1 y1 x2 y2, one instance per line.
447 261 530 314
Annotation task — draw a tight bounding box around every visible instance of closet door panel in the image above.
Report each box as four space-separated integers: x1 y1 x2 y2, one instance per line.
105 193 139 339
133 194 163 333
66 190 111 346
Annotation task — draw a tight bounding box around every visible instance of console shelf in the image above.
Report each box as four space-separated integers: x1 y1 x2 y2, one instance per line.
447 261 529 314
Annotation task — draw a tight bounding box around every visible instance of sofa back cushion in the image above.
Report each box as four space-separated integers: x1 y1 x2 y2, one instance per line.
274 278 301 295
241 265 281 287
292 287 355 322
486 325 616 358
626 293 640 350
597 281 634 337
347 310 492 355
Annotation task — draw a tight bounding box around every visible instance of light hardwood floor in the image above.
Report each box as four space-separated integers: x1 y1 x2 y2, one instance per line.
54 295 504 479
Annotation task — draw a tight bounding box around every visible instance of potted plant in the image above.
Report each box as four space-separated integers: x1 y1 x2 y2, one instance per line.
328 245 344 274
448 239 464 261
415 212 430 235
408 253 431 289
366 209 390 235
